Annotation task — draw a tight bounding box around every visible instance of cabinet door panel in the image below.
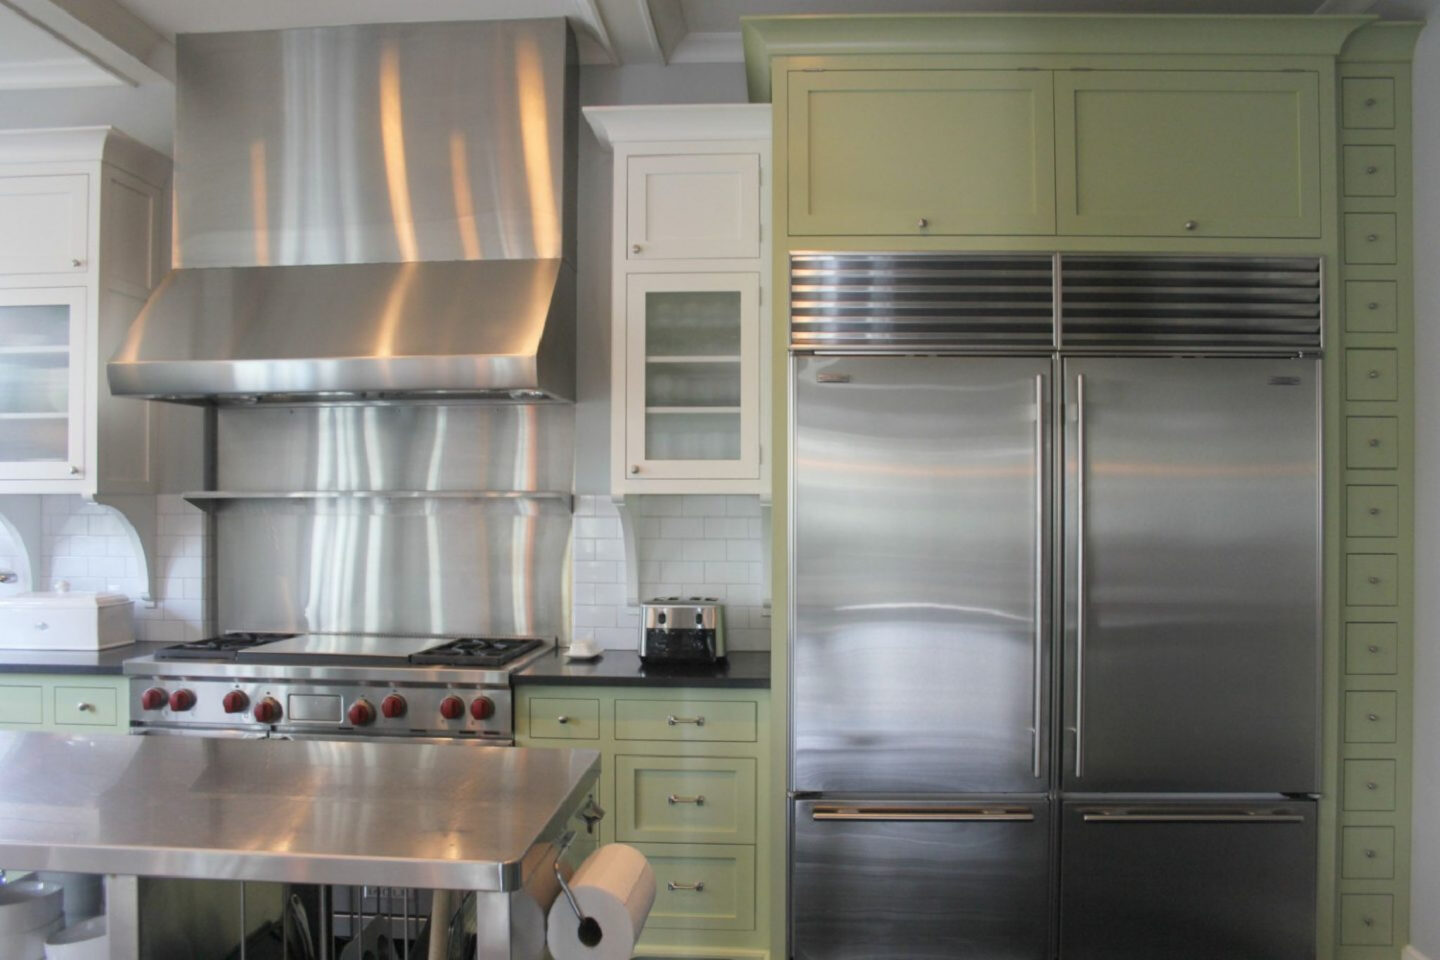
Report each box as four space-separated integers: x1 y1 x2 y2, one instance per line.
627 154 760 261
0 287 87 480
0 175 88 276
1056 71 1320 238
788 69 1055 236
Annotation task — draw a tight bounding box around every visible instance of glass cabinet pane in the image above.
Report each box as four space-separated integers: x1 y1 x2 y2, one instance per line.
0 293 79 469
644 290 742 357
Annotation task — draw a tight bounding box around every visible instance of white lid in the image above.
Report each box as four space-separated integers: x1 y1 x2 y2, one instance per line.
0 586 132 609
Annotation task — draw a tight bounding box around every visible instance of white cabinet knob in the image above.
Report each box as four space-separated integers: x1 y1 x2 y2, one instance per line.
1184 220 1198 231
630 465 640 475
34 622 48 631
632 243 643 254
68 465 80 476
70 259 83 268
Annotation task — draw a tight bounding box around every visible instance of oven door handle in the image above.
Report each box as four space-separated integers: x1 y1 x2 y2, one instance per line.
811 806 1035 822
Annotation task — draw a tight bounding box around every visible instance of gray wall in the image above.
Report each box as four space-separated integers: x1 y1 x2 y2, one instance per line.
1411 11 1440 958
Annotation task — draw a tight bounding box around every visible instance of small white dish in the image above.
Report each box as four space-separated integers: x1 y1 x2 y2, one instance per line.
564 644 602 661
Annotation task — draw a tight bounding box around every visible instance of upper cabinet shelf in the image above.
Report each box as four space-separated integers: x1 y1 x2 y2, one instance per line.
586 105 773 498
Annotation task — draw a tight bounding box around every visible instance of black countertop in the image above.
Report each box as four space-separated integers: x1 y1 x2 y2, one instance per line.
0 641 171 676
514 648 770 688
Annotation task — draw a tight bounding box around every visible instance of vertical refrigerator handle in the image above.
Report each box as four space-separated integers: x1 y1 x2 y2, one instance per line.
1033 373 1045 779
1074 373 1087 780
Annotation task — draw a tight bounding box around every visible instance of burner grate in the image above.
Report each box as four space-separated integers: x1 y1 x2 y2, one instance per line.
154 632 299 662
408 636 546 667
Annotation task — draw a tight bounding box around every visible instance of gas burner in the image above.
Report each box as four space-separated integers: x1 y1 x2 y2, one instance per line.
155 632 299 662
408 636 547 667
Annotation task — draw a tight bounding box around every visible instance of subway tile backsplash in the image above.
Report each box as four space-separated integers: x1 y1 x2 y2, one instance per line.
0 494 211 644
573 494 770 652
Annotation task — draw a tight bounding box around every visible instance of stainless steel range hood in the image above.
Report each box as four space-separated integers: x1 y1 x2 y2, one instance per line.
108 19 578 403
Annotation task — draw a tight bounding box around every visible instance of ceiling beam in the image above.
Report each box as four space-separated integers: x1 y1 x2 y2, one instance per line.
0 0 173 86
567 0 618 64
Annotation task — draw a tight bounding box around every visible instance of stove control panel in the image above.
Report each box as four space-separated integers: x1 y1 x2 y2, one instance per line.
129 679 513 739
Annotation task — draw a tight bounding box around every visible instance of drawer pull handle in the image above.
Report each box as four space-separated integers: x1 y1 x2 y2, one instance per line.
667 715 705 726
667 794 706 806
1368 301 1380 310
1369 507 1381 516
1366 781 1379 791
1367 712 1380 722
76 702 92 712
556 715 570 724
1365 848 1378 859
1368 644 1381 653
1366 165 1379 175
1367 233 1379 242
1368 576 1381 585
1368 369 1381 379
1368 438 1381 448
666 880 705 892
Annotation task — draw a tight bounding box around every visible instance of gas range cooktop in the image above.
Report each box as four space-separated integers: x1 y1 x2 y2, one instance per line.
153 633 547 669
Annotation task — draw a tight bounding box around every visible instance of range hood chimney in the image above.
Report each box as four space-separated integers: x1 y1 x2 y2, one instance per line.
108 19 578 403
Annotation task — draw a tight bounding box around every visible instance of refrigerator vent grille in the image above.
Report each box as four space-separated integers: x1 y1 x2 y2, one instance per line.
1059 256 1322 351
789 253 1056 350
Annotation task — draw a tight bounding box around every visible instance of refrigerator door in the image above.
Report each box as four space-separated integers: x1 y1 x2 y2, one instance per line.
793 356 1051 793
1059 800 1317 960
1062 357 1320 793
794 798 1051 960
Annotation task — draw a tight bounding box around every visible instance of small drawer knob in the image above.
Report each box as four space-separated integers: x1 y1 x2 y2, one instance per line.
630 464 640 475
1367 233 1379 242
76 702 92 712
1365 97 1378 107
34 621 47 631
1368 644 1380 653
1368 507 1380 516
632 243 643 254
1183 220 1198 231
1368 575 1381 585
70 258 83 268
1366 165 1379 175
916 217 929 229
1368 301 1380 310
1363 916 1375 927
1368 438 1381 448
556 715 570 724
1366 781 1379 790
1367 712 1380 722
1365 848 1378 859
1367 369 1381 379
68 465 79 476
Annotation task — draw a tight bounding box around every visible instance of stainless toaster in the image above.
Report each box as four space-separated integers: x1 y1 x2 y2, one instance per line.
640 598 725 662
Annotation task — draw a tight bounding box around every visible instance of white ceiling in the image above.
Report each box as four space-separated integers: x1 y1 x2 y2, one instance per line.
0 0 1428 92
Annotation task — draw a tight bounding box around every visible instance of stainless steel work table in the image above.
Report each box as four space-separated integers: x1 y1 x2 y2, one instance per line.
0 732 602 958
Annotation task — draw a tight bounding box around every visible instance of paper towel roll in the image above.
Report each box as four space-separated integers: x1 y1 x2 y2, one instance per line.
545 844 656 960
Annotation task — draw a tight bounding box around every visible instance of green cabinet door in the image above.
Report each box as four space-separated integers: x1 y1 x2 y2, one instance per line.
787 69 1056 236
1055 70 1321 238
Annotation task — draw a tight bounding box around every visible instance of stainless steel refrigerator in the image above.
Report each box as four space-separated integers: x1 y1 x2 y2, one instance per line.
788 254 1322 960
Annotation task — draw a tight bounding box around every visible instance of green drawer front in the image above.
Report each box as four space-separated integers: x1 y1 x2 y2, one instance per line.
1345 349 1398 402
1346 622 1398 675
1343 145 1396 197
0 684 43 725
528 698 600 740
1346 554 1398 607
1345 280 1398 333
1345 213 1398 265
1342 78 1396 129
632 842 755 931
617 755 757 844
1346 485 1399 538
1342 826 1396 880
615 699 757 743
53 685 119 728
1344 759 1397 811
1340 894 1394 946
1346 417 1398 469
1344 691 1397 744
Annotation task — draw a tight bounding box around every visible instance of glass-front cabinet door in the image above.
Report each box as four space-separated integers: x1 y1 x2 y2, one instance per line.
624 273 761 481
0 287 85 480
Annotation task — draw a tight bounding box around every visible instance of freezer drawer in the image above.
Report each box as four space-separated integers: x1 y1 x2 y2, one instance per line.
793 798 1051 960
1063 357 1320 793
793 356 1052 794
1059 800 1316 960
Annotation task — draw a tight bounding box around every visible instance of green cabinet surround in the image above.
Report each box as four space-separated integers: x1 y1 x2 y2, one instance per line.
745 14 1421 960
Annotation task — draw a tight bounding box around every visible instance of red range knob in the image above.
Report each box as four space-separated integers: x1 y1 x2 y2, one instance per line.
140 688 167 711
222 691 249 714
470 696 495 721
439 696 464 720
253 697 282 724
347 699 375 727
168 688 196 712
380 694 407 719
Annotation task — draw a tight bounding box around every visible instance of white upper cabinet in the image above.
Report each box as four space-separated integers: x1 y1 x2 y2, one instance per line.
587 104 772 497
0 128 170 495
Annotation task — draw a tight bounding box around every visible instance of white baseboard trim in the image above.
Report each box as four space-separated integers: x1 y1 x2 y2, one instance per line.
1404 945 1434 960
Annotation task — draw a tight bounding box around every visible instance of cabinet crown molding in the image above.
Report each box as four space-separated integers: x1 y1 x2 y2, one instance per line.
741 14 1376 101
585 104 771 149
0 125 170 186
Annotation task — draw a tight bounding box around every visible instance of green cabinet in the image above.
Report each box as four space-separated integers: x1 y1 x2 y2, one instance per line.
517 684 770 959
787 69 1056 236
1054 70 1321 238
0 673 128 732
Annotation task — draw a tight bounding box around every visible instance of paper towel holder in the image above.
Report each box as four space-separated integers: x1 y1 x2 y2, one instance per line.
554 830 604 948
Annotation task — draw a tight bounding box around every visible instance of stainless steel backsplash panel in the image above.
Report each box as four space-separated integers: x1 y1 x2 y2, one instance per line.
216 405 575 492
214 497 570 639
